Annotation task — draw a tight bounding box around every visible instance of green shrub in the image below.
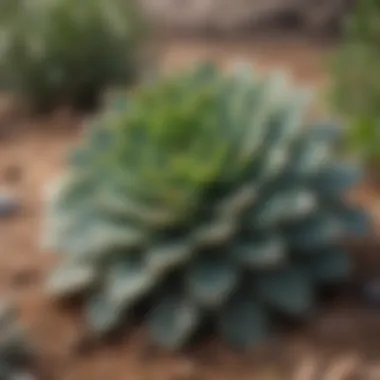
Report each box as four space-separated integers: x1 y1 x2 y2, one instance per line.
42 63 369 350
0 0 143 113
330 0 380 163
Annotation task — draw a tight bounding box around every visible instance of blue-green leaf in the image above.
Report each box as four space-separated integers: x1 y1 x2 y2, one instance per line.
63 218 146 261
218 292 270 349
287 215 343 250
311 163 363 196
147 293 200 350
46 264 97 298
145 242 192 275
338 205 372 237
192 221 236 247
254 190 317 227
291 124 344 175
186 256 239 307
255 267 314 316
306 249 351 283
233 237 286 268
105 258 155 307
85 292 127 335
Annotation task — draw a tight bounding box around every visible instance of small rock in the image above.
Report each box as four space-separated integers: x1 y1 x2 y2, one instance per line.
0 192 20 218
362 279 380 307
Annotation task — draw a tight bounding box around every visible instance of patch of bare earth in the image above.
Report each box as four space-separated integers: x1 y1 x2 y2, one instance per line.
0 38 379 380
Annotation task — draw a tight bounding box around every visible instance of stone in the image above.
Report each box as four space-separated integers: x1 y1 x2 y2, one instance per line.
0 192 20 218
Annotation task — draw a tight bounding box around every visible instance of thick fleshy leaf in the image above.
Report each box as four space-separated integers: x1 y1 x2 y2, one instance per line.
287 215 343 250
145 243 192 275
147 293 200 350
218 292 270 349
45 265 97 298
306 249 351 283
42 205 93 254
85 292 127 335
311 163 363 196
233 237 286 268
62 219 146 261
97 186 181 229
217 184 257 219
254 190 317 227
338 205 372 237
186 256 239 307
192 221 236 247
307 123 343 144
68 148 92 169
292 123 343 175
238 71 290 164
255 267 314 316
105 258 155 307
259 148 289 181
46 174 94 210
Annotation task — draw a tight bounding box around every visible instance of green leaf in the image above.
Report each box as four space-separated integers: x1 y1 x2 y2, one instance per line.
291 125 342 175
311 163 363 196
145 242 192 275
218 292 270 349
255 267 314 316
192 221 236 247
186 256 239 307
85 291 126 335
216 183 257 220
306 249 351 283
96 186 181 229
105 258 155 307
254 190 317 227
45 264 97 298
62 218 146 261
234 237 286 268
147 293 200 350
338 205 372 237
287 215 343 250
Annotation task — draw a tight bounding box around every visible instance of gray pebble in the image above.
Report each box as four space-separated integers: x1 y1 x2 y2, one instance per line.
0 193 20 218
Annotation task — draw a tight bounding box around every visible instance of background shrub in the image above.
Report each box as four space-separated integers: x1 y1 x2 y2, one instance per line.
330 0 380 163
0 0 144 113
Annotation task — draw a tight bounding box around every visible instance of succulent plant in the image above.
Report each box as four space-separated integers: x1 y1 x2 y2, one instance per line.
0 300 36 379
0 0 143 112
43 63 370 350
330 0 380 163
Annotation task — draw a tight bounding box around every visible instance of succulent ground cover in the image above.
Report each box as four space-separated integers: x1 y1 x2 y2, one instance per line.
43 63 370 350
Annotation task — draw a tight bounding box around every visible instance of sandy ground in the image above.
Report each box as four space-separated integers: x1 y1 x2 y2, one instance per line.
0 37 380 380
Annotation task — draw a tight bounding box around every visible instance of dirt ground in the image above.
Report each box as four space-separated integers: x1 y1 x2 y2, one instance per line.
1 37 380 380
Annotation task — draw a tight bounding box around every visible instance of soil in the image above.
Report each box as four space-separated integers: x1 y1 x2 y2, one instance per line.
0 36 380 380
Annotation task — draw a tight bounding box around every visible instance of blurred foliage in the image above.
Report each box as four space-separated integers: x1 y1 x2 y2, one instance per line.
0 0 144 113
330 0 380 163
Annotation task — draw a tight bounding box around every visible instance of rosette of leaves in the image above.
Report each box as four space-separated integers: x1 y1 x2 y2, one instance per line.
43 63 370 350
330 0 380 163
0 0 143 113
0 301 37 379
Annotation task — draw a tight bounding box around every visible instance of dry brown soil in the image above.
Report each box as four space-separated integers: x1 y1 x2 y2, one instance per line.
0 37 380 380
